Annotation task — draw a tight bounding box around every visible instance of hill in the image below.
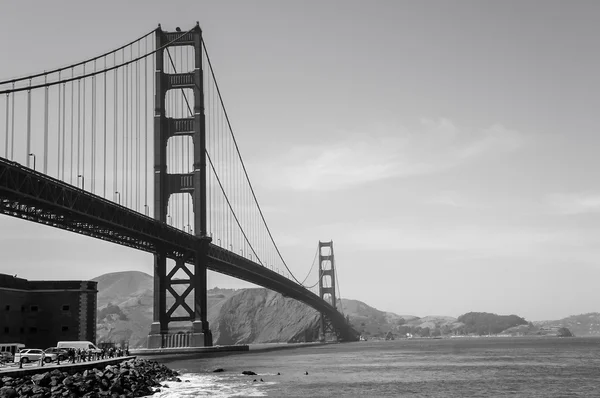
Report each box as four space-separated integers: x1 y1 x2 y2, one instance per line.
533 313 600 337
94 271 321 347
457 312 528 335
93 271 581 346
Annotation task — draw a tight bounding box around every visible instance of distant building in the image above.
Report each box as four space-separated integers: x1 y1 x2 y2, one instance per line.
0 273 97 348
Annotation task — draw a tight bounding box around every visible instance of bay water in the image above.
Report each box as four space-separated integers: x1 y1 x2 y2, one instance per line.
153 337 600 397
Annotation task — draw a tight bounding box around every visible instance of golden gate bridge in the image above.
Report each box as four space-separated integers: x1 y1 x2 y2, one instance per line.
0 23 358 346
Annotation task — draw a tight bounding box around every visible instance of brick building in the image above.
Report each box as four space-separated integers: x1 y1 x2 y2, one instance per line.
0 273 97 348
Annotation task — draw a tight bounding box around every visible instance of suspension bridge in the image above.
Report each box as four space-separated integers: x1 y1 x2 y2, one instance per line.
0 23 358 347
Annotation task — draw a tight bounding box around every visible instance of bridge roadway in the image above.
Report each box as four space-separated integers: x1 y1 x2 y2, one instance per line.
0 157 358 341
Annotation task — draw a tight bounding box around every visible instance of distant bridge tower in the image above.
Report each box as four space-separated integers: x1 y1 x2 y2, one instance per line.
318 240 338 341
148 23 212 348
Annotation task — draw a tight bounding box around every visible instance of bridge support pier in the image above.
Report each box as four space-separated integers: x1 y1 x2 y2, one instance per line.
147 22 213 349
319 241 338 342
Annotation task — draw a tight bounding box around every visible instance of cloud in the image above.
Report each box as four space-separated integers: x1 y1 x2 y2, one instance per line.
427 190 472 208
257 119 524 191
546 192 600 215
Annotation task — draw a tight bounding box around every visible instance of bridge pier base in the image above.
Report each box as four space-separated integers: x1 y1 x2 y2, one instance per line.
192 321 212 347
147 323 164 349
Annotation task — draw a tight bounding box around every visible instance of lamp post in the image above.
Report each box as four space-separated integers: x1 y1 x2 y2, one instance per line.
28 153 36 170
114 191 121 205
77 175 84 190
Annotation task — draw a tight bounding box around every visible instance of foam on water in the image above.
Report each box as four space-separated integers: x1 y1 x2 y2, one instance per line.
150 373 273 397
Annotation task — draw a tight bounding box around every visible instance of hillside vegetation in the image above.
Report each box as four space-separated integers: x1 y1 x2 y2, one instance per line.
457 312 528 335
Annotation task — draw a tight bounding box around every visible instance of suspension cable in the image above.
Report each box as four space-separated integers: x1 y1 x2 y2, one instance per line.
0 30 155 86
0 28 196 95
300 245 319 285
201 40 303 284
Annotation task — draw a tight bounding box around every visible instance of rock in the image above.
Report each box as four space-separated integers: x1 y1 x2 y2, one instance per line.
212 368 225 373
31 372 51 386
0 387 17 398
242 371 257 376
0 359 180 398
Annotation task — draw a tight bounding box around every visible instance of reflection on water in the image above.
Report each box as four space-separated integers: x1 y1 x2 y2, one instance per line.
155 337 600 397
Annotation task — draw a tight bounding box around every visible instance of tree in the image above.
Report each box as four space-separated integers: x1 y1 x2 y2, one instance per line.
557 327 573 337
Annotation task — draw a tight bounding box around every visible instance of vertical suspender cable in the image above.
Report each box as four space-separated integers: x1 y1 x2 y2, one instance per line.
26 80 31 167
61 80 66 180
137 42 141 211
82 64 86 186
57 72 61 177
70 69 74 184
126 47 130 207
77 75 81 179
10 82 15 159
43 75 49 173
4 91 8 158
92 60 97 193
144 36 148 213
103 57 107 197
114 52 118 200
122 49 126 205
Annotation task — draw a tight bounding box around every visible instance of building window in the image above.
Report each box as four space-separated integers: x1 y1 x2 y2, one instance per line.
21 306 25 312
30 305 39 312
62 305 70 311
19 328 24 334
4 305 9 311
29 327 37 334
3 327 8 334
61 326 69 332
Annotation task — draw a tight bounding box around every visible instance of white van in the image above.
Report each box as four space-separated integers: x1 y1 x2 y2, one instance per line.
0 343 25 361
57 341 101 353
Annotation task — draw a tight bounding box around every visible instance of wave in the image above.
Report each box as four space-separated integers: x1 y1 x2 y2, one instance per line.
150 372 273 397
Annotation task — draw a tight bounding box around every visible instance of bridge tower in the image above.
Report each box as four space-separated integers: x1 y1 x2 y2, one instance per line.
318 240 338 341
148 23 213 348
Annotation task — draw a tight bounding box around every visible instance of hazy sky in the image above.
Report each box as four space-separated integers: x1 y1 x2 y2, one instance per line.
1 0 600 321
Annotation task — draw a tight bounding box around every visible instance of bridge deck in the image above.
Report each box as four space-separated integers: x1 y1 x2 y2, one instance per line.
0 157 357 341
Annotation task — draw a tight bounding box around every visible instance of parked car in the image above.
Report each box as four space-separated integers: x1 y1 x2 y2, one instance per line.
44 347 69 361
14 349 57 363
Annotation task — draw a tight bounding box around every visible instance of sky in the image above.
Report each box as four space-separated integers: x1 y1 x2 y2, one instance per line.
1 0 600 321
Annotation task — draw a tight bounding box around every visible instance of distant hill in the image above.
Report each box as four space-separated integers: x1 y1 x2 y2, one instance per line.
93 271 584 346
340 298 463 339
457 312 528 335
534 313 600 337
94 271 153 309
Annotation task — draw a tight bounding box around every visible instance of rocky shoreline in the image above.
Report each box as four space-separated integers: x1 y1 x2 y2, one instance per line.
0 358 181 397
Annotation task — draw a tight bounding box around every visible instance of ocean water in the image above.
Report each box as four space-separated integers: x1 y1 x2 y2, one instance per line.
152 337 600 397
